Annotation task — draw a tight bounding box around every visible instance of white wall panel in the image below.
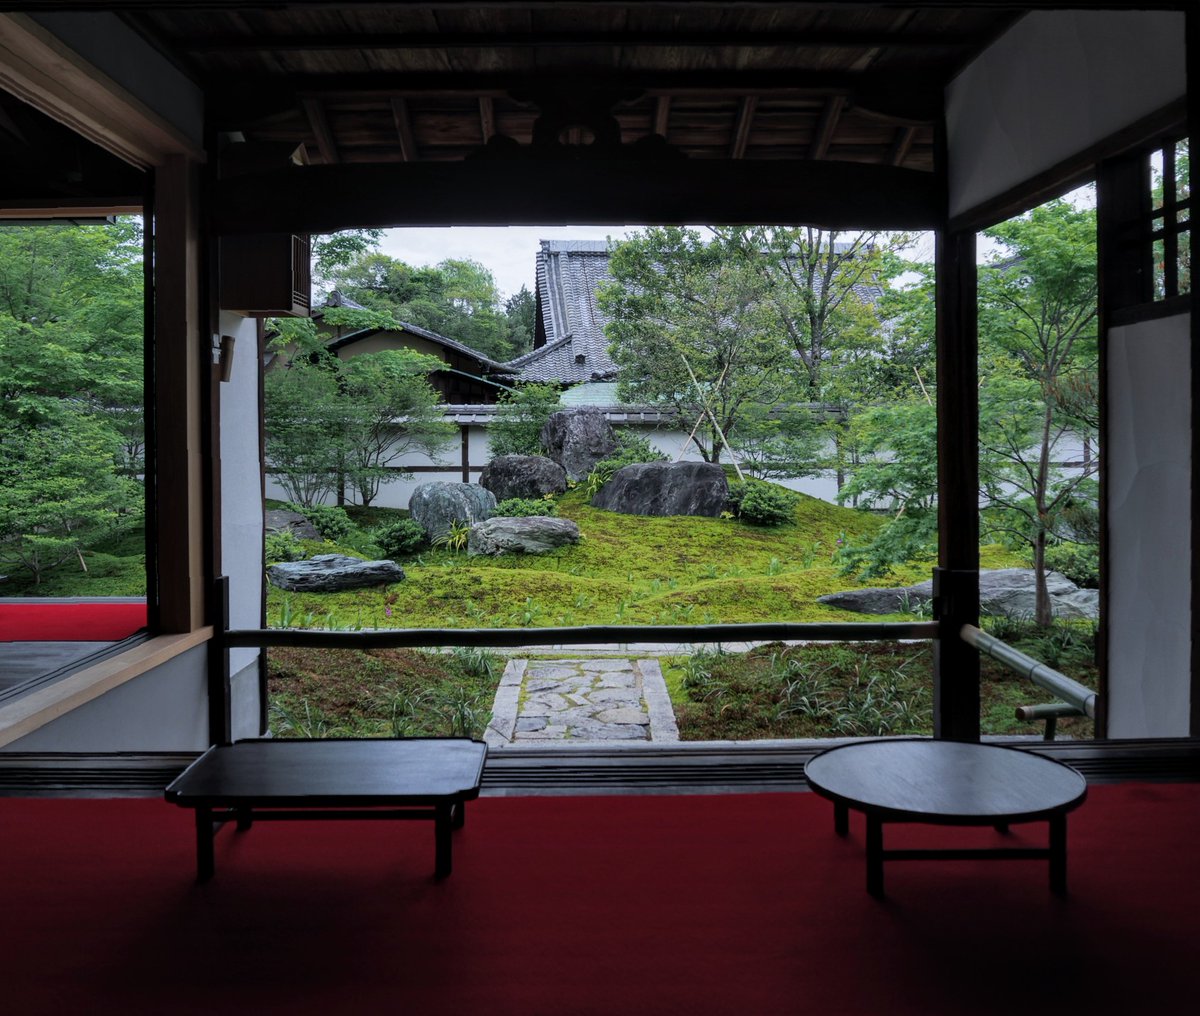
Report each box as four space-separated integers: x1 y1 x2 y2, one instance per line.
947 11 1185 219
1107 313 1191 738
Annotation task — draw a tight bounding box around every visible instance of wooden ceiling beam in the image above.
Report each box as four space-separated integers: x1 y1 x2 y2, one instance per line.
810 94 846 160
389 96 417 161
730 96 757 160
212 158 943 235
180 29 981 54
300 96 339 164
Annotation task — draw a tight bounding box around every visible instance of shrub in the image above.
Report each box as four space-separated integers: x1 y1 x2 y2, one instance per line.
493 497 558 518
373 518 427 558
1044 541 1100 589
265 529 304 563
487 383 563 457
726 480 798 526
584 430 669 493
285 502 353 542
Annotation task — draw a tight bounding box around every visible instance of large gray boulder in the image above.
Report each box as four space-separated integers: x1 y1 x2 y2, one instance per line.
468 516 582 556
540 408 618 481
818 568 1099 620
480 454 568 502
409 482 496 541
267 554 404 593
264 508 321 542
591 461 729 518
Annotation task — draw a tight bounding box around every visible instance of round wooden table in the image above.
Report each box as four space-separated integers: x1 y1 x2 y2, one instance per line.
804 739 1088 897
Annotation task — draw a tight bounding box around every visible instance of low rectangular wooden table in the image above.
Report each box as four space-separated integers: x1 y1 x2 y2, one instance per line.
165 737 487 882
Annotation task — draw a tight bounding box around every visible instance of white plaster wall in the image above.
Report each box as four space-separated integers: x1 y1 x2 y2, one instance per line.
29 12 204 146
1107 313 1191 738
947 11 1185 219
219 313 265 739
4 645 210 751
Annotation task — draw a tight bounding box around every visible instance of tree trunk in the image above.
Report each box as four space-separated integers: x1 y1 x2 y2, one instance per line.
1034 402 1055 627
1033 526 1052 627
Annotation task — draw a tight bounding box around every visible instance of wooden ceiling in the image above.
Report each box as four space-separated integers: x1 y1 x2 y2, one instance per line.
124 2 1028 174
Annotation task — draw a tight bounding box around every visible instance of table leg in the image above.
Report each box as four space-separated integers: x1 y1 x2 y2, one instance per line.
435 803 453 879
453 799 466 830
236 807 253 832
834 802 849 837
1049 814 1067 896
195 807 215 883
866 814 884 898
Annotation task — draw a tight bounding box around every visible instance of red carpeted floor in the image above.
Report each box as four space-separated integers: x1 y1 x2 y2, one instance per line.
1 785 1196 1015
0 601 146 641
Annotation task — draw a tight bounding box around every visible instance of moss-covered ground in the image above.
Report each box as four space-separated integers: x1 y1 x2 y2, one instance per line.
268 487 1024 630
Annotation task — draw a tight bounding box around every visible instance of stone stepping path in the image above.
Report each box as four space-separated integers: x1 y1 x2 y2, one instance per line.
485 657 680 747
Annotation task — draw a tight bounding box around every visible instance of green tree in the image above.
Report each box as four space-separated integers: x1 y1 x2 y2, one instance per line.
264 359 345 506
328 253 523 361
487 382 562 458
504 284 537 351
0 221 144 585
338 350 457 506
600 227 799 464
977 200 1098 626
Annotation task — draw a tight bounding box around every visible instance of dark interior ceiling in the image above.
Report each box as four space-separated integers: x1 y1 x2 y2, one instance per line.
123 2 1027 174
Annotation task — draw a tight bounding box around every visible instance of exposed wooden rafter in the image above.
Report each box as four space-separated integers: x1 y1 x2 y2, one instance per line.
653 94 670 138
889 125 916 166
810 94 845 161
730 95 757 160
300 96 338 164
389 96 417 161
479 95 495 142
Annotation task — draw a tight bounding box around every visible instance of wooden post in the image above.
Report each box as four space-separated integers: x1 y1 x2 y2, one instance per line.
152 154 207 633
933 229 980 742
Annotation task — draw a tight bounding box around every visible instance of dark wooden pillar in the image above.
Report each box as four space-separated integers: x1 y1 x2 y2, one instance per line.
933 229 980 742
460 425 470 482
1191 5 1200 739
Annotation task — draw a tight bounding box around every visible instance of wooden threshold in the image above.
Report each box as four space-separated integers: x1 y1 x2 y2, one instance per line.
1 737 1197 798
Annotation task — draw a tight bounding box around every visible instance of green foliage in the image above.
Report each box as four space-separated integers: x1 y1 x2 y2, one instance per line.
265 349 454 507
1043 541 1100 589
725 480 798 527
493 497 558 517
504 285 537 351
265 530 305 564
584 429 669 492
326 253 526 361
487 383 562 457
373 518 427 558
0 221 145 586
433 519 471 552
285 502 353 542
601 227 800 463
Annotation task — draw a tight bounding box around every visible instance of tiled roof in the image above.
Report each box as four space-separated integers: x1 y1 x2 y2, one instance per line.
503 239 885 385
505 240 619 384
327 318 515 374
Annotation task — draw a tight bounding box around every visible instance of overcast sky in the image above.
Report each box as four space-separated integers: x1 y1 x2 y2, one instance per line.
376 225 645 300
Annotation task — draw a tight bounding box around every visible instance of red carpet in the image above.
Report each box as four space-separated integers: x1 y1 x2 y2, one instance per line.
0 601 146 641
1 785 1196 1015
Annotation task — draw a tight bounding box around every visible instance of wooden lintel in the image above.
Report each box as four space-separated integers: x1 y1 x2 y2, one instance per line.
730 96 757 160
301 96 338 165
653 95 671 138
810 95 846 161
389 96 417 161
479 96 495 142
211 158 942 233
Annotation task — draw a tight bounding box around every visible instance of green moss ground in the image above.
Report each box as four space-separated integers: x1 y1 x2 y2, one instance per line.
267 487 1025 629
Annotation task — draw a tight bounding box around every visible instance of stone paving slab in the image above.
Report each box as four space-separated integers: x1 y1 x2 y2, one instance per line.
485 657 680 748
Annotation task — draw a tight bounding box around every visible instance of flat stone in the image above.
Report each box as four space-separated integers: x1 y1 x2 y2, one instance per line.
595 707 650 725
579 659 636 672
515 716 548 732
584 724 650 740
525 666 581 681
594 672 637 689
588 689 642 704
